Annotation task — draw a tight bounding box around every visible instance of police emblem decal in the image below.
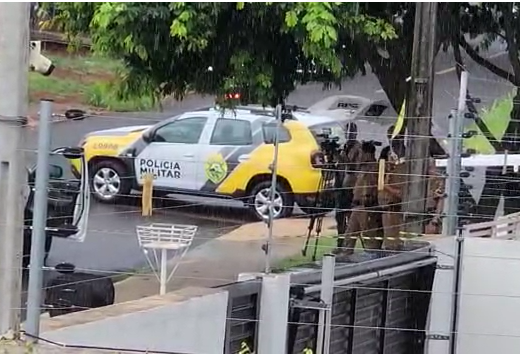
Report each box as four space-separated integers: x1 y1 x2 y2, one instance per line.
204 153 228 184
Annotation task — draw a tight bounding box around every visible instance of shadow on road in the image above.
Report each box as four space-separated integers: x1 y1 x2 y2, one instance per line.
104 193 261 224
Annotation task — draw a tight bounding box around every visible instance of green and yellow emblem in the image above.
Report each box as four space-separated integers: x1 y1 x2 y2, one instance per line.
204 153 228 184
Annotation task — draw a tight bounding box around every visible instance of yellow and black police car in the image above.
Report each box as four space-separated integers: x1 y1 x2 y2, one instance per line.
71 106 347 220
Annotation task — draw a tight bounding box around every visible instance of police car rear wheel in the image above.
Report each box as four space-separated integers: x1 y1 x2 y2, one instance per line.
249 181 294 220
90 160 131 203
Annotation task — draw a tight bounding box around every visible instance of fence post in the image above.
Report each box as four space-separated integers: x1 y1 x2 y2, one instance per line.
316 254 335 354
257 274 291 354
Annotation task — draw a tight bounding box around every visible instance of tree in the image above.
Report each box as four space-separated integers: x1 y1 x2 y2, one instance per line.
450 3 520 152
41 2 397 107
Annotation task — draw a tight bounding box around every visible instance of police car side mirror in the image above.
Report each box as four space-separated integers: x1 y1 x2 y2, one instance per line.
49 164 64 179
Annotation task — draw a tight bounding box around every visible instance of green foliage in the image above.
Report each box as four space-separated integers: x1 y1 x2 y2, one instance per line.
464 94 515 154
46 2 397 106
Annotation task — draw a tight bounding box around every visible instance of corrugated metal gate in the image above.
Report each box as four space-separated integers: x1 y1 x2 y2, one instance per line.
288 265 435 354
288 243 436 354
219 279 262 354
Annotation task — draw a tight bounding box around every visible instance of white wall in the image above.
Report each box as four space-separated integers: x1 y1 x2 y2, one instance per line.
425 236 456 354
41 289 229 354
456 238 520 353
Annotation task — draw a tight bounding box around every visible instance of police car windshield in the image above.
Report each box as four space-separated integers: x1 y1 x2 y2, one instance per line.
309 122 347 145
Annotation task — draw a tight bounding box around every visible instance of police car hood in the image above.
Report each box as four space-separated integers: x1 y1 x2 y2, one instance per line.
86 125 153 138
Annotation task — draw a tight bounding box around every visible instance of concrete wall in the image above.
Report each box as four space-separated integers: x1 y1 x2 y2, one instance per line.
425 236 456 354
456 237 520 353
40 287 228 354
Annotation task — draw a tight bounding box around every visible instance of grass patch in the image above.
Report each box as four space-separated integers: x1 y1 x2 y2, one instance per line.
29 52 157 112
85 82 157 112
30 73 89 99
464 94 514 154
272 235 338 272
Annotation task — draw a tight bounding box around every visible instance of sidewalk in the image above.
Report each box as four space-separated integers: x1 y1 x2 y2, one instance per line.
115 216 335 303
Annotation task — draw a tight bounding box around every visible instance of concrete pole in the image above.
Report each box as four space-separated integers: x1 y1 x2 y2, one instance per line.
25 100 53 341
0 2 30 338
403 2 438 236
316 254 335 354
257 274 290 354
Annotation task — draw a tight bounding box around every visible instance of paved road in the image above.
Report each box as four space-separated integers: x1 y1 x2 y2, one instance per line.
24 42 512 274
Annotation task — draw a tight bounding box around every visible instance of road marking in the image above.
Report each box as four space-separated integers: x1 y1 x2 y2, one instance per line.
374 51 507 93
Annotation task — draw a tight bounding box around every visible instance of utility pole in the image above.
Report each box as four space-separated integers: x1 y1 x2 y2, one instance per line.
0 3 30 338
403 2 438 236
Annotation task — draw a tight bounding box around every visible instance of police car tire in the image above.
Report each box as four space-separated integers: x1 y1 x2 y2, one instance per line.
249 181 294 220
90 160 131 203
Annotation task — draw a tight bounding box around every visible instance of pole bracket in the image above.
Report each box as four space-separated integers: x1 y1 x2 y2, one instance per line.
291 299 329 311
0 115 27 125
426 333 450 341
436 264 454 270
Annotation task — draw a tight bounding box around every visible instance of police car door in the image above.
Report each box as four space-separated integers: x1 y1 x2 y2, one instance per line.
197 117 256 193
26 147 90 242
134 116 209 191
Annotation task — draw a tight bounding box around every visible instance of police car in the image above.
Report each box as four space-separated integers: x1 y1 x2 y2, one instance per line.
72 106 347 220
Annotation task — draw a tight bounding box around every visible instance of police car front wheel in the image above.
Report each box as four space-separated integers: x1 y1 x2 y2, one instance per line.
249 181 294 220
90 160 131 203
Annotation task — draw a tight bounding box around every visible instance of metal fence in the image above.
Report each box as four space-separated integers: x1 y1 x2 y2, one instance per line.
287 242 436 354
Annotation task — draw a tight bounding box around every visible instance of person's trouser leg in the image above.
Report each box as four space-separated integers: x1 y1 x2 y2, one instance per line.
340 208 361 255
361 209 384 251
335 173 352 248
382 207 404 252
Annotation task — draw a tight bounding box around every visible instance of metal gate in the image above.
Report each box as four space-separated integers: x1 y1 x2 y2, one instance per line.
287 243 436 354
219 279 262 354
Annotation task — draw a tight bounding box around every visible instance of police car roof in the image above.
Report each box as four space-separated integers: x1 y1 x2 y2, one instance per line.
186 106 340 127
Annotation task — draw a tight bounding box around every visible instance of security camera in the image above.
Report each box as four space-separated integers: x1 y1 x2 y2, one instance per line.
29 41 55 76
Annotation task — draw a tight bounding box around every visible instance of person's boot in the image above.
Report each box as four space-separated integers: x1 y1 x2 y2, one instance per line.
332 237 345 255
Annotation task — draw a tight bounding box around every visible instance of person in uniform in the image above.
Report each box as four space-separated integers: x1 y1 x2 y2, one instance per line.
340 140 383 255
378 127 407 251
335 123 362 250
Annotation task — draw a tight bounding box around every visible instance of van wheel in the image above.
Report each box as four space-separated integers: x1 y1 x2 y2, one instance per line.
90 160 131 203
248 181 294 221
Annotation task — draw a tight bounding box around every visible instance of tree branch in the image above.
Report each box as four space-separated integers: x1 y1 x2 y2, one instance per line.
493 31 507 42
501 3 520 79
459 35 519 86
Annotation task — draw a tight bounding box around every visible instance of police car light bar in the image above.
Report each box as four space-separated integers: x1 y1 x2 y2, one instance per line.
225 93 241 99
